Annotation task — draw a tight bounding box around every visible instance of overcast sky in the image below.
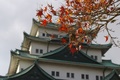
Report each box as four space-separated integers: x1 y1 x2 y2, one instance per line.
0 0 120 76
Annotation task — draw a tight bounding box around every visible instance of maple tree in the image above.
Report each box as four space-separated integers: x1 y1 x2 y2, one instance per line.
36 0 120 52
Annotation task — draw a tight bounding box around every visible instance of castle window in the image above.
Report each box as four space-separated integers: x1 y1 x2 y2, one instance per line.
91 55 98 60
67 73 74 78
91 55 93 59
42 33 45 37
56 71 59 77
51 71 59 77
67 73 70 78
35 49 39 53
96 75 99 80
95 56 98 60
81 74 89 79
35 49 43 54
100 76 103 80
40 49 43 53
86 74 89 79
51 71 55 76
71 73 74 78
81 74 85 79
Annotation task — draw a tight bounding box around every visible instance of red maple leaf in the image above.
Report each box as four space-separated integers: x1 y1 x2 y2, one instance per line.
68 17 74 23
70 47 77 54
61 38 67 44
60 6 65 16
48 4 53 9
36 9 43 17
104 36 109 42
51 9 56 15
41 19 47 26
69 43 77 54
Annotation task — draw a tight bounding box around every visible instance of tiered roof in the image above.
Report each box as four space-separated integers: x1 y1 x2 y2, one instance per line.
2 19 119 80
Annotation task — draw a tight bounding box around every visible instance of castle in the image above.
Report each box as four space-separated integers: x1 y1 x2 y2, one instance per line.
0 19 120 80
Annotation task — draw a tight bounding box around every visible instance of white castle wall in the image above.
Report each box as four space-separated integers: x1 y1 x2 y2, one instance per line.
16 60 34 73
29 26 66 55
36 27 66 38
18 60 111 80
29 41 62 55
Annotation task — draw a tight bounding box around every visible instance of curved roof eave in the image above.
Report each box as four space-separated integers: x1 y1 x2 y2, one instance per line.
21 32 31 51
7 51 20 76
30 19 59 36
82 43 112 49
23 32 66 45
82 43 113 55
102 60 120 69
12 50 120 69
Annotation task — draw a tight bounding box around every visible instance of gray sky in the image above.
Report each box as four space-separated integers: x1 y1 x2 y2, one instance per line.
0 0 120 76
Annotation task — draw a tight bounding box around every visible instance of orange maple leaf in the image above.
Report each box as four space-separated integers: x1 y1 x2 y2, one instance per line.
78 27 84 33
44 6 47 12
59 24 68 32
69 43 73 49
68 43 77 54
46 14 52 22
66 0 70 6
